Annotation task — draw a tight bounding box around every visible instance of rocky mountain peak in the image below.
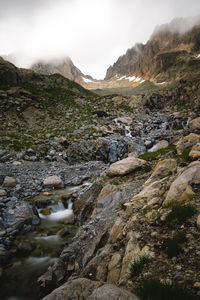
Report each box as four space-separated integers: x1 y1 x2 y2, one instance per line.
105 43 144 80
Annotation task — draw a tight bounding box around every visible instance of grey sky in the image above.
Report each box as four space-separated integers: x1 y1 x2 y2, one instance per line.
0 0 200 78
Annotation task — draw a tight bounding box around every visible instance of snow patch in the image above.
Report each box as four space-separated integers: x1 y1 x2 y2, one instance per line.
196 54 200 59
117 75 126 81
82 76 94 83
157 82 166 85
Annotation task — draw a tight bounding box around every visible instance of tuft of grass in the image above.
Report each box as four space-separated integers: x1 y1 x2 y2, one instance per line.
165 202 196 227
164 231 186 258
130 255 150 277
136 277 195 300
138 145 177 161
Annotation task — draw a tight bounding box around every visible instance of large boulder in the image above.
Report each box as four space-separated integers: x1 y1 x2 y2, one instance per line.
107 156 146 176
89 284 140 300
2 202 39 229
164 161 200 205
95 184 123 213
2 176 16 187
42 278 101 300
43 176 64 188
145 159 177 185
127 177 169 208
189 143 200 159
148 140 169 152
176 134 200 155
189 117 200 132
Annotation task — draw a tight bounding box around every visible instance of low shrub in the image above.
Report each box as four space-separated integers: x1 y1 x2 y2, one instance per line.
136 277 195 300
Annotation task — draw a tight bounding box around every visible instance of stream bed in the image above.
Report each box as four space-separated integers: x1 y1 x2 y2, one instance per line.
0 186 84 300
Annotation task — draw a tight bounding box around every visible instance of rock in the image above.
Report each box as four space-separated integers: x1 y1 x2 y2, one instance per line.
18 242 33 252
95 184 123 213
109 217 124 243
115 117 132 125
197 215 200 229
107 156 146 176
107 253 121 284
42 278 102 300
43 176 64 188
0 189 7 197
89 284 140 300
128 177 169 208
189 143 200 159
145 159 177 185
2 176 16 187
2 202 39 230
194 282 200 289
164 161 200 205
189 117 200 132
149 140 169 152
108 253 121 271
176 134 200 155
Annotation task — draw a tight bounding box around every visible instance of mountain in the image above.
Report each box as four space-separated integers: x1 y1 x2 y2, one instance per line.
105 43 144 80
31 57 99 89
105 16 200 85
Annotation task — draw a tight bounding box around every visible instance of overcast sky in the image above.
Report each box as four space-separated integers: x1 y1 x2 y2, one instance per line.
0 0 200 78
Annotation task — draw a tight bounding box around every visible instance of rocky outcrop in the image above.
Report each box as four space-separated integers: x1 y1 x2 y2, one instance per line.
105 16 200 83
105 44 144 80
164 161 200 204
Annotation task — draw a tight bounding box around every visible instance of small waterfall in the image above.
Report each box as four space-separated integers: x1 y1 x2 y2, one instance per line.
182 117 191 130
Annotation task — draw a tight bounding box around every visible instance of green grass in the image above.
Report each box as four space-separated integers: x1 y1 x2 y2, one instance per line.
136 277 195 300
138 145 177 161
164 232 186 258
130 255 150 277
164 202 196 227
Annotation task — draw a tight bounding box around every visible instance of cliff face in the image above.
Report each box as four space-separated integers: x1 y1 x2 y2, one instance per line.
105 43 144 80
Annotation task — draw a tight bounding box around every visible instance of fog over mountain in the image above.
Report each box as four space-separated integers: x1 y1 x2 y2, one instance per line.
1 0 200 78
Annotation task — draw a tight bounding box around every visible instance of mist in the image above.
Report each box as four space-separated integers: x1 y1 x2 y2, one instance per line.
1 0 200 78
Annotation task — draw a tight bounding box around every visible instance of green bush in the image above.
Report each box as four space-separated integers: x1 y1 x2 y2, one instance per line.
130 255 150 277
165 232 186 258
165 202 196 227
137 277 195 300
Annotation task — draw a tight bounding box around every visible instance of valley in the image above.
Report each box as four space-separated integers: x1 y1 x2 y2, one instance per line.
0 16 200 300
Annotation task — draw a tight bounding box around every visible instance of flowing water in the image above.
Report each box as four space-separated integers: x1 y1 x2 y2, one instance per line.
0 186 82 300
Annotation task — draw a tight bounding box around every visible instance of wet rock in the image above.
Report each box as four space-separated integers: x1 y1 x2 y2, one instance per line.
18 242 33 253
42 278 102 300
107 156 146 176
164 161 200 204
2 202 39 230
89 284 140 300
176 134 200 155
2 176 16 187
43 176 64 189
96 135 145 163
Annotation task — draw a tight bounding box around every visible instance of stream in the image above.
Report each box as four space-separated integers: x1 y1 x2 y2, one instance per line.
0 186 83 300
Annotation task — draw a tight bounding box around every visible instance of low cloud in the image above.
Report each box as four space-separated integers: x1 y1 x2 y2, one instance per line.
1 0 200 78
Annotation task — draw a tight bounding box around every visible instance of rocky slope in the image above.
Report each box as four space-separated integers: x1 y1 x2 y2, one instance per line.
1 21 200 299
